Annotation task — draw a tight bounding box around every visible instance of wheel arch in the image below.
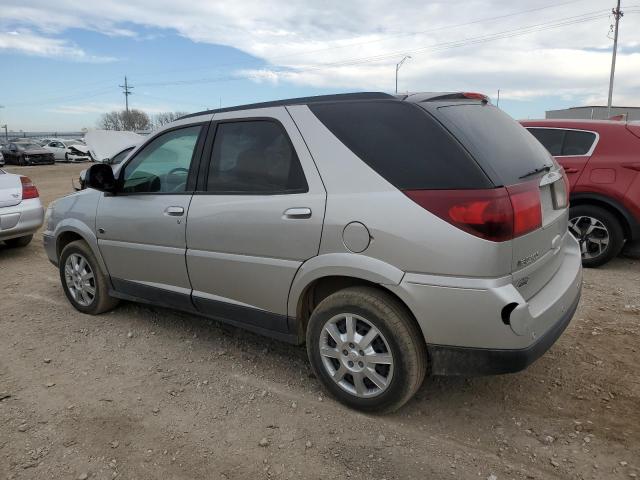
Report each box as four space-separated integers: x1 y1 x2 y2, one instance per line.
54 221 110 277
287 254 423 344
570 193 637 240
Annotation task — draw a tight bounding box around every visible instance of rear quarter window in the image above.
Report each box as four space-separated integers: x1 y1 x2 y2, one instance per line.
309 100 491 190
527 128 597 156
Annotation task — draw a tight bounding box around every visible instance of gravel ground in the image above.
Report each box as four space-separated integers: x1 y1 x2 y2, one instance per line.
1 163 639 480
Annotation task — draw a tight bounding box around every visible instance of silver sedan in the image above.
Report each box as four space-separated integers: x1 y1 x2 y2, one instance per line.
0 168 44 247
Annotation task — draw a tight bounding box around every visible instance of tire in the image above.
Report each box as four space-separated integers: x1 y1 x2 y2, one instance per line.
4 235 33 248
18 156 26 166
64 153 69 162
306 286 427 413
59 240 119 314
569 205 625 268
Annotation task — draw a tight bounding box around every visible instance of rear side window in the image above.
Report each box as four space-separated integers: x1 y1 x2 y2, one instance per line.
436 104 553 186
206 120 308 194
309 101 491 190
528 128 596 156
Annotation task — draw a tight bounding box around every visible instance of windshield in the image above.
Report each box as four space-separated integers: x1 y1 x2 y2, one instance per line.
435 103 553 186
17 143 42 150
111 146 134 164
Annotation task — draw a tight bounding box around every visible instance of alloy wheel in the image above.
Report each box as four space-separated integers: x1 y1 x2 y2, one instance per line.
64 253 96 306
318 313 394 398
569 215 610 260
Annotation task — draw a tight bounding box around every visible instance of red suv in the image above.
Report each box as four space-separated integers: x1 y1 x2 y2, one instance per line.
520 119 640 267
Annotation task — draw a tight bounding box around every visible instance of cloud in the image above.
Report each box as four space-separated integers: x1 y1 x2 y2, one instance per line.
1 0 639 105
0 30 116 62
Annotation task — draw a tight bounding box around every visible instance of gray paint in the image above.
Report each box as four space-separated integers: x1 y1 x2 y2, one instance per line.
45 95 583 359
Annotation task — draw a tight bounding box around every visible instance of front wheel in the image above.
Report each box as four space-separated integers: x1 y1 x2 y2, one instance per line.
306 286 427 413
568 205 624 268
59 240 119 314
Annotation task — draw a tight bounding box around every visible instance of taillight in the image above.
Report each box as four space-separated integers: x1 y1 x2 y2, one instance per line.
404 180 542 242
20 176 39 200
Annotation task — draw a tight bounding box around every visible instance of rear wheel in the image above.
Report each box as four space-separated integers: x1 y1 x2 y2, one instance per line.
59 240 119 314
4 235 33 248
569 205 624 267
306 286 427 413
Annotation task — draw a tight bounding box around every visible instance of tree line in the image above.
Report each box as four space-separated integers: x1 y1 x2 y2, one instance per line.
98 110 190 131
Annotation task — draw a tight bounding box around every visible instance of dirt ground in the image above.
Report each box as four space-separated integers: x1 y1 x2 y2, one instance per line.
1 163 639 480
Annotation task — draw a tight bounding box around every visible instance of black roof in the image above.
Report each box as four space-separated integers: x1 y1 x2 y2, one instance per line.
178 92 396 120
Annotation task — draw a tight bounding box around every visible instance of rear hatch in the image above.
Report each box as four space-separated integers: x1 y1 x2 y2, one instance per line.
0 172 22 208
430 101 569 300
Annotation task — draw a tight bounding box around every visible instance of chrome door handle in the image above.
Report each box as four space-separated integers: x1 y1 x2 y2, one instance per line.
283 207 312 219
164 206 184 216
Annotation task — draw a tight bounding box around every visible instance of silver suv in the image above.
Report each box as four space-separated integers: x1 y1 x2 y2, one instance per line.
43 92 583 412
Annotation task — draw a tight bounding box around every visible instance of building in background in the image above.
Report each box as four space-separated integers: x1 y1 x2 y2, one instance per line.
546 105 640 121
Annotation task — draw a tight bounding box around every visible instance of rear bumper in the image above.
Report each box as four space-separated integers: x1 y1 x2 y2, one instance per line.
0 199 44 241
428 286 580 375
387 234 583 375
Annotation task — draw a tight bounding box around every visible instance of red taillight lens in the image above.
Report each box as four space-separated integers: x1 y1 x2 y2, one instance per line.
20 176 39 200
462 92 489 101
507 181 542 237
404 180 542 242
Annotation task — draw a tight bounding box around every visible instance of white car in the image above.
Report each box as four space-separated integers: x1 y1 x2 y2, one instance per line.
0 168 44 247
43 140 91 162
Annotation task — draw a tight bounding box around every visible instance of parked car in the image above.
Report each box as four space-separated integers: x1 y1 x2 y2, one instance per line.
44 92 582 412
0 168 44 247
42 139 91 162
0 151 4 167
520 119 640 267
0 142 55 166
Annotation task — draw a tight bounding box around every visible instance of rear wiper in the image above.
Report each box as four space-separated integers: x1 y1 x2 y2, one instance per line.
519 165 551 180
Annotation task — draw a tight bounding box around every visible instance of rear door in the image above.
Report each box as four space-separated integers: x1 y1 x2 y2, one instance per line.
186 107 326 333
527 127 597 189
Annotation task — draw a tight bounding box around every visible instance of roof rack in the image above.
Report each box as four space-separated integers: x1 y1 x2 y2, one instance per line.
178 92 396 120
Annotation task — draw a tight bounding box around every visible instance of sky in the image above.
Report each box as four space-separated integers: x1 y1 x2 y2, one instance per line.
0 0 638 131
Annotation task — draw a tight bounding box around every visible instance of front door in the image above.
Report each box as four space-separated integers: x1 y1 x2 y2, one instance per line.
186 108 326 334
96 123 206 309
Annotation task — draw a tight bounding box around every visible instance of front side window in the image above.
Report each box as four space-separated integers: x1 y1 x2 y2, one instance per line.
122 125 201 193
206 120 307 194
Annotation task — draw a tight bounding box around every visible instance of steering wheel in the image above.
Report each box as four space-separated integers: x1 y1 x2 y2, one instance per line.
168 167 189 176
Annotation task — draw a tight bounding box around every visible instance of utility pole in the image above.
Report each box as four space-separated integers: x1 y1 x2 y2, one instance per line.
119 76 133 114
496 89 500 108
395 56 412 94
607 0 623 118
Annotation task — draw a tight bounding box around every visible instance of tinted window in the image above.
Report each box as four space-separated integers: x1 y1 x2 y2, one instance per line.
528 128 564 156
437 104 554 186
207 121 308 194
111 147 134 165
310 101 490 190
562 130 596 156
527 128 596 156
122 125 201 193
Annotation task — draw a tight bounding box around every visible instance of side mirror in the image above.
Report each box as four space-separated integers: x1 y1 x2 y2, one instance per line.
85 163 116 193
